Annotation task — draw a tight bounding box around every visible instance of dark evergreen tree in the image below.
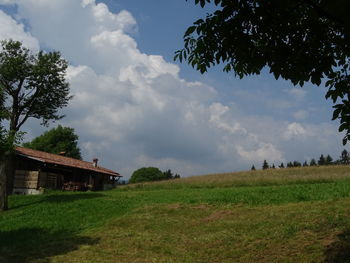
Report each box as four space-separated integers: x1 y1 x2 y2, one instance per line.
310 158 317 166
293 161 301 167
262 160 269 170
174 174 181 179
325 155 333 165
163 169 174 180
318 154 326 165
251 165 256 171
340 149 350 164
279 163 284 169
303 161 309 167
271 164 275 169
287 162 293 168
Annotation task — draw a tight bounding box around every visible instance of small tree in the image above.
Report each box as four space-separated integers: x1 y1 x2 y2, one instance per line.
287 162 293 168
129 167 165 184
174 174 181 179
23 125 81 159
163 169 174 180
303 161 309 167
340 149 350 164
0 39 71 211
293 161 301 167
310 158 317 166
325 154 333 165
279 163 285 168
262 160 269 170
318 154 326 165
271 164 275 169
251 165 256 171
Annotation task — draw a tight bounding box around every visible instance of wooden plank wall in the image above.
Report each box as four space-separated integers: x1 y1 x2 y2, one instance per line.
14 170 39 189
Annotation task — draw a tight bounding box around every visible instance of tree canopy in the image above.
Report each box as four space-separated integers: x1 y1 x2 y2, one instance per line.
23 125 82 160
176 0 350 144
129 167 166 184
0 39 71 133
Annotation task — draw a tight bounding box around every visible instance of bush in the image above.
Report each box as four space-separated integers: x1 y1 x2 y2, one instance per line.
129 167 165 184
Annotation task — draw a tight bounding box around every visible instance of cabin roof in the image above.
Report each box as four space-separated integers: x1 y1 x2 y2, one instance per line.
15 146 121 177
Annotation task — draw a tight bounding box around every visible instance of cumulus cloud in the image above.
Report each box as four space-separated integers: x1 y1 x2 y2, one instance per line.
0 10 39 51
236 143 283 164
283 122 307 140
0 0 344 177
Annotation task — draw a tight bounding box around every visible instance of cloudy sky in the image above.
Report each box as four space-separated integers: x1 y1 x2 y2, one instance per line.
0 0 346 178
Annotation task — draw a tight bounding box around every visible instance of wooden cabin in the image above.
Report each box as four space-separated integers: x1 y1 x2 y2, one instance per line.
13 146 121 194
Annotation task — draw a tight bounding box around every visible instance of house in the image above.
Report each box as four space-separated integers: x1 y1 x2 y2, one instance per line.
13 146 121 194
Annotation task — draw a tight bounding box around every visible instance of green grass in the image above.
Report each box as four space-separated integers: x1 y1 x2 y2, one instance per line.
1 166 350 262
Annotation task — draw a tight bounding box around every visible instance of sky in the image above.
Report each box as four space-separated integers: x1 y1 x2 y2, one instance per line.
0 0 346 179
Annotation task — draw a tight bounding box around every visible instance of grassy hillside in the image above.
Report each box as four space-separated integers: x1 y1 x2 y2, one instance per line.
1 166 350 262
121 165 350 189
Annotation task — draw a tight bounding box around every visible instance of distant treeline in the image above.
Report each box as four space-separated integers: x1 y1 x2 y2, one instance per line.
251 149 350 171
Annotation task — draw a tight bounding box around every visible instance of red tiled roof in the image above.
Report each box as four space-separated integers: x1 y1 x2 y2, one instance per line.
15 146 121 177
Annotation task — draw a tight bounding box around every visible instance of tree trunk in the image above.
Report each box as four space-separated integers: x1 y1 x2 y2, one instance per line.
0 154 8 211
6 153 15 196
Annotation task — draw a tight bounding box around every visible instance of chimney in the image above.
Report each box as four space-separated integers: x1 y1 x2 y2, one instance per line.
92 158 98 167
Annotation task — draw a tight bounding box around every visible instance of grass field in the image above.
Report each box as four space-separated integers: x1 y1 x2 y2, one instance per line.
1 166 350 262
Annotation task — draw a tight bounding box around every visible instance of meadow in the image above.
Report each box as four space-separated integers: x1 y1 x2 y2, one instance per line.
1 166 350 262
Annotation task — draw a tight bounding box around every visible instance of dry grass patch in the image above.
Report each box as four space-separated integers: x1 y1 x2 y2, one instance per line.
49 198 350 263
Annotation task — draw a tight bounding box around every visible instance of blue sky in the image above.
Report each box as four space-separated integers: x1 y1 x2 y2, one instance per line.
0 0 345 178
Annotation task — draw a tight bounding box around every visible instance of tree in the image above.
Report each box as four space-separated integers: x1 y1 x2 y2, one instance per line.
23 125 81 159
340 149 350 164
129 167 165 184
318 154 326 165
293 161 302 167
174 174 181 179
279 163 285 168
287 162 294 168
310 158 317 166
251 165 256 171
176 0 350 144
325 154 333 165
0 39 70 211
163 169 174 180
303 161 309 167
262 160 269 170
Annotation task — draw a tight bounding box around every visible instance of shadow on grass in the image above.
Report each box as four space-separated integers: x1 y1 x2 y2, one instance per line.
11 192 105 209
324 230 350 263
0 227 99 263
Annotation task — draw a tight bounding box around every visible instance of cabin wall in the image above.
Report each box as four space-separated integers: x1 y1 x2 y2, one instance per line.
13 170 41 195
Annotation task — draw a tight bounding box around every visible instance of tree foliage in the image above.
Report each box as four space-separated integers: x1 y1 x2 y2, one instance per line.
176 0 350 144
340 149 350 164
262 160 269 170
23 125 81 160
129 167 166 184
0 39 71 133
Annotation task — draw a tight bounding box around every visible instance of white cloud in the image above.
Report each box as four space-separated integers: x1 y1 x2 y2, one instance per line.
283 122 307 140
236 143 284 164
0 10 39 51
